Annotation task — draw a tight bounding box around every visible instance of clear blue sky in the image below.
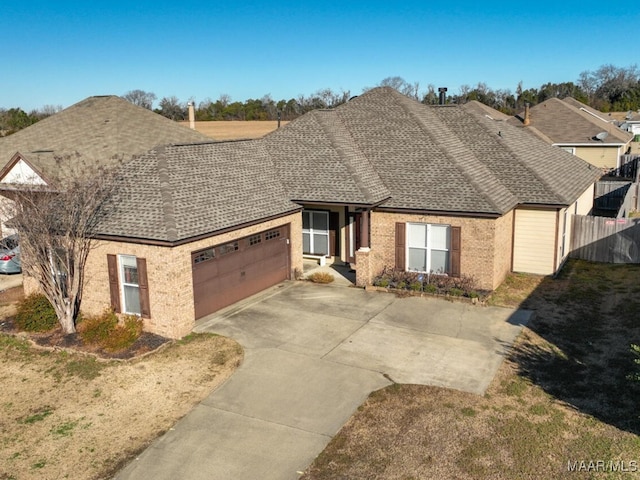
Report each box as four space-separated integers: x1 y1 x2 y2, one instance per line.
1 1 636 111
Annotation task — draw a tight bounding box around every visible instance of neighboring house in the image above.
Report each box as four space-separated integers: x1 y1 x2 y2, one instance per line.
617 111 640 138
0 95 212 235
0 88 601 339
508 97 633 170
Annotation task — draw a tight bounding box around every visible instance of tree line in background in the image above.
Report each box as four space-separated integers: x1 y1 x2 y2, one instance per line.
2 64 639 136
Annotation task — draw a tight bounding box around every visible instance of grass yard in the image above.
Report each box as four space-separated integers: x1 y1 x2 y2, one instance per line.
301 260 640 479
0 294 243 480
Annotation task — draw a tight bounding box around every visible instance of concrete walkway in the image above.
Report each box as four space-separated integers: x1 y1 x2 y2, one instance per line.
116 281 531 480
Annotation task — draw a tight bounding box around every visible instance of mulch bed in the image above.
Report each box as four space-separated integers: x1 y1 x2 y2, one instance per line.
0 315 170 360
0 286 170 359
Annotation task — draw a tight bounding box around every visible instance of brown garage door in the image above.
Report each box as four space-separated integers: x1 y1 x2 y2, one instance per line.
192 225 290 319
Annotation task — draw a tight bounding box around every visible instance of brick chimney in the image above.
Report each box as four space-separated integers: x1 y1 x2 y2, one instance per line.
188 101 196 130
523 103 531 126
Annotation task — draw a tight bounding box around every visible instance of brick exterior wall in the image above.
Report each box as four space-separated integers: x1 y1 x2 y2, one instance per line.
27 212 303 340
492 211 514 289
365 210 513 291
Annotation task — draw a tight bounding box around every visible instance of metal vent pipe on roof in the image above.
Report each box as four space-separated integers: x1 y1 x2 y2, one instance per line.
438 87 447 105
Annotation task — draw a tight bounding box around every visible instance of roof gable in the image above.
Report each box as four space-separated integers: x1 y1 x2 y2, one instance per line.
0 96 211 178
0 152 48 185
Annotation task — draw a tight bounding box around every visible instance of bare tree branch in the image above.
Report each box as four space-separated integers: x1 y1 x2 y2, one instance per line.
0 155 122 334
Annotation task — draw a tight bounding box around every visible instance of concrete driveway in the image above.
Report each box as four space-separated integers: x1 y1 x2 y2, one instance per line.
116 281 531 480
0 273 22 292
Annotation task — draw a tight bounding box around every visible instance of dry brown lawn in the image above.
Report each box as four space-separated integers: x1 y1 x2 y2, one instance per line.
177 120 288 140
4 260 640 479
0 289 243 480
302 260 640 479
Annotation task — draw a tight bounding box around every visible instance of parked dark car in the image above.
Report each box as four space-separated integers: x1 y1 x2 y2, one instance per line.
0 234 21 274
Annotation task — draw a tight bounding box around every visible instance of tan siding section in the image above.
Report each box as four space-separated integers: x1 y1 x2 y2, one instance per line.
574 146 620 170
558 183 595 267
575 183 595 215
513 208 557 275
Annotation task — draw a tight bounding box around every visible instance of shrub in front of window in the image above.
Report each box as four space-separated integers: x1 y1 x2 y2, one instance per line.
372 266 483 298
14 294 58 332
78 309 118 345
78 310 143 352
424 283 437 294
101 315 143 352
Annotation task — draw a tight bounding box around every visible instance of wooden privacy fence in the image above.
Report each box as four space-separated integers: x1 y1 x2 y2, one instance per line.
570 215 640 263
617 183 639 219
594 180 632 212
611 154 640 180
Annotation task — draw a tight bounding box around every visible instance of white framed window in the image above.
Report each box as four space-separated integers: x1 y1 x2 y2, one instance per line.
119 255 141 315
302 210 330 256
406 223 451 274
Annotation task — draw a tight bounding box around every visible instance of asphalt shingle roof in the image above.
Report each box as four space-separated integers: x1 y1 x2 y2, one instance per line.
264 87 600 214
0 95 211 180
508 97 633 145
262 110 391 205
98 141 300 243
0 89 602 243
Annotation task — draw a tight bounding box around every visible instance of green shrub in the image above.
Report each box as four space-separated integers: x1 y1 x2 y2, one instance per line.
14 294 58 332
424 284 437 294
449 288 464 297
410 281 422 291
376 278 389 288
396 281 407 289
78 309 118 345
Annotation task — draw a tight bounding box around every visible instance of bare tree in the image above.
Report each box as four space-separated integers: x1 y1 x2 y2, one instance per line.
378 76 422 99
456 84 471 104
217 93 231 108
0 155 121 334
122 90 157 110
157 96 186 120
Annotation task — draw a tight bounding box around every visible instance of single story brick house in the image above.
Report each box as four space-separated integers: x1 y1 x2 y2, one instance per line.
262 87 600 282
0 88 600 338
